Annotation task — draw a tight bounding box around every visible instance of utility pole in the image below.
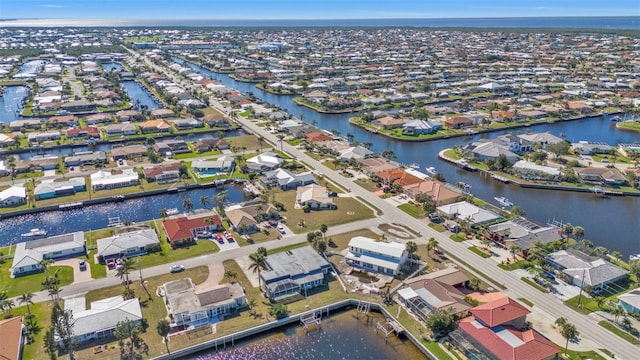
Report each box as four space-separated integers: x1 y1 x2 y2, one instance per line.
138 256 143 284
577 268 586 308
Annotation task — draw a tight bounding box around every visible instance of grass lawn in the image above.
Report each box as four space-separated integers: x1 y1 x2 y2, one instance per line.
173 148 221 160
423 341 454 360
564 295 604 315
561 349 606 360
326 228 380 251
273 190 374 234
266 242 309 255
0 301 55 360
0 261 74 297
598 320 640 344
226 134 266 152
521 277 550 293
468 246 491 258
450 233 467 242
498 260 530 270
429 223 447 232
353 178 380 192
398 203 426 218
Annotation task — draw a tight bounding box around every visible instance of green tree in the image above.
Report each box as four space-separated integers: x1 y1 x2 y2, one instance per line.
249 252 266 290
52 303 77 360
629 260 640 281
44 327 58 360
509 245 521 262
547 141 570 159
425 309 455 336
427 237 439 257
199 195 210 209
510 205 525 217
114 318 144 355
18 292 34 320
320 223 328 238
560 322 579 356
405 241 418 259
257 247 268 257
159 208 168 219
572 226 585 240
224 270 238 282
562 223 574 237
115 257 136 291
182 198 194 213
157 319 171 354
269 303 288 319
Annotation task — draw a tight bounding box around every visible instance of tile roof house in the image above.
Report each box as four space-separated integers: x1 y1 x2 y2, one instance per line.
0 317 25 360
374 116 405 129
63 296 142 344
545 250 628 292
376 169 423 187
402 119 443 135
142 163 181 183
194 138 230 153
456 297 559 360
111 144 147 159
466 140 519 162
162 214 222 245
225 208 259 234
161 278 246 329
10 232 85 277
345 236 408 275
305 131 333 143
403 180 461 205
296 184 335 210
96 228 161 263
444 116 474 129
140 119 172 133
104 123 138 136
150 108 176 119
66 126 100 138
64 151 108 167
574 167 626 185
260 246 331 302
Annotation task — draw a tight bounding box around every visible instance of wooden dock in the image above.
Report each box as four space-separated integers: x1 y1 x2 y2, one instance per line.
300 313 321 330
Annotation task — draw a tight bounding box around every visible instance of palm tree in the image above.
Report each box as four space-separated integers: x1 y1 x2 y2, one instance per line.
18 292 34 320
320 224 328 238
157 319 171 354
257 135 265 152
509 245 521 262
257 247 268 257
199 196 210 209
247 298 257 315
427 237 439 257
276 134 285 151
159 208 168 219
182 198 193 213
611 305 624 323
248 252 266 290
224 270 238 283
468 278 480 291
1 298 15 315
555 317 567 329
405 241 418 260
115 257 136 290
560 322 579 356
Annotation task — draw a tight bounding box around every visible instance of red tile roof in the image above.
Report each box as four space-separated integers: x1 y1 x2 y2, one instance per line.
142 163 181 178
0 316 23 360
66 126 100 137
162 215 221 242
471 297 530 327
305 131 333 143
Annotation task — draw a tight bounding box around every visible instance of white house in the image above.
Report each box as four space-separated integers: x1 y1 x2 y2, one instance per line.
63 296 142 344
260 168 315 190
295 184 335 210
345 236 408 275
245 151 284 171
0 185 26 207
436 201 500 226
191 156 235 177
10 232 86 277
96 228 161 263
91 169 140 191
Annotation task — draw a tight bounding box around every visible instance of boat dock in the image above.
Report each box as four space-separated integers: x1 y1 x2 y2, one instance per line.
376 318 404 340
59 202 83 210
300 313 321 330
491 174 511 183
108 216 122 227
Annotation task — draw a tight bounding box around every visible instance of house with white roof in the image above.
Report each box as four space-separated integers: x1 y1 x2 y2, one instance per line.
402 119 443 135
345 236 408 275
246 151 283 172
191 156 235 177
436 201 500 226
546 249 628 293
296 184 334 210
260 168 315 190
512 160 561 181
34 177 86 200
0 185 26 207
10 232 85 277
63 296 142 344
619 288 640 315
91 169 139 191
96 228 161 263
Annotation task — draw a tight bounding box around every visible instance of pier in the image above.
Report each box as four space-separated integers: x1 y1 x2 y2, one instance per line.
59 202 83 210
300 313 322 330
375 318 404 340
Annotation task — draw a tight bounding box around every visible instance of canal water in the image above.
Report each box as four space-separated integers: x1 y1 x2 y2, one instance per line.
174 57 640 257
0 85 29 124
191 309 426 360
0 185 249 246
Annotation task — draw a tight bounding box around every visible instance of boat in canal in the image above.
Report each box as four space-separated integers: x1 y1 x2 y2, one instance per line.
494 196 514 208
611 116 622 122
166 208 179 215
425 166 437 175
21 228 48 239
409 163 420 169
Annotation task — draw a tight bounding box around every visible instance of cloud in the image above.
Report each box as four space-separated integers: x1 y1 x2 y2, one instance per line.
40 4 63 8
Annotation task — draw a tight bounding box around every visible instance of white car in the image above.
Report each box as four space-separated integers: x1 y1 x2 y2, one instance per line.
276 224 286 234
169 264 185 273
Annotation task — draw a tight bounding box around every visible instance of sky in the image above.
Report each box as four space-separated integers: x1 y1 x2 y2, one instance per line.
1 0 638 20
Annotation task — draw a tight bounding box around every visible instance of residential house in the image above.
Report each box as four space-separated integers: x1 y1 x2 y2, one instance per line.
0 185 26 207
546 249 628 292
517 132 564 149
339 146 374 162
512 160 562 181
142 163 181 184
494 134 532 154
34 177 86 200
191 156 235 177
376 169 423 188
150 108 176 119
359 158 399 176
85 113 113 125
104 123 138 136
111 144 147 160
193 138 229 153
571 141 613 155
28 131 61 144
0 133 17 147
115 110 142 122
171 118 203 130
162 278 246 329
63 296 142 344
574 167 626 185
90 169 140 191
403 180 461 205
140 119 172 133
402 119 443 135
10 232 85 277
260 168 315 190
246 151 283 172
202 114 230 128
9 119 42 132
225 208 259 234
398 268 471 321
465 140 519 162
60 100 96 112
444 116 474 129
345 236 409 275
96 228 161 263
619 288 640 315
64 151 108 167
154 139 190 155
456 297 559 360
296 184 335 210
305 131 333 143
436 201 500 227
260 246 332 302
486 218 561 256
66 126 100 139
48 115 78 128
162 213 222 245
374 116 405 130
0 317 25 360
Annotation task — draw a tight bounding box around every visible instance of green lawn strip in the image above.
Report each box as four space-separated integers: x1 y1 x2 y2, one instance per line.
449 233 466 241
558 349 606 359
173 149 221 160
354 196 383 215
0 262 74 297
444 252 506 290
498 260 530 270
564 295 602 315
521 277 550 293
468 246 491 258
429 223 447 232
353 178 380 192
397 203 426 218
325 229 380 251
87 250 107 279
599 348 615 358
422 340 454 360
598 320 640 345
517 297 534 307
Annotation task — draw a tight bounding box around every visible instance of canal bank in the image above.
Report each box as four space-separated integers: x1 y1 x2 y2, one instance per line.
157 300 432 360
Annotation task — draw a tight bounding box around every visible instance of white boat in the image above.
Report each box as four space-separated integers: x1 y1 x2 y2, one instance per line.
166 208 179 215
409 163 420 169
630 254 640 262
107 216 122 227
611 116 622 122
494 196 514 208
425 166 437 175
21 228 47 239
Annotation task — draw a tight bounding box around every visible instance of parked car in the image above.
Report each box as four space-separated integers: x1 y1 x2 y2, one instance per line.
78 260 86 271
215 234 224 244
276 224 286 234
169 264 185 273
224 231 234 241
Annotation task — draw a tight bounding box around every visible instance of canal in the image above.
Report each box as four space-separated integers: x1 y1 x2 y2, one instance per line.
174 57 640 257
0 185 249 246
0 85 29 124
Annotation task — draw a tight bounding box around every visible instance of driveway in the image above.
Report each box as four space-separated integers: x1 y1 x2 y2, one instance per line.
55 258 92 283
235 255 260 288
195 262 224 292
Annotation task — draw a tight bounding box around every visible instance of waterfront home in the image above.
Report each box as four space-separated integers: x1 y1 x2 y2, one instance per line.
34 177 86 200
574 167 626 185
398 268 471 321
96 228 161 263
359 157 399 177
619 288 640 315
403 180 461 205
115 110 142 122
171 117 203 130
191 156 235 177
443 116 474 129
104 123 138 136
345 236 408 276
305 131 333 144
48 114 78 128
402 119 443 136
455 297 559 360
90 169 140 191
464 140 519 162
618 144 640 158
23 156 58 171
142 163 181 184
225 208 259 234
571 141 613 155
111 144 147 160
66 126 101 139
85 113 113 125
64 151 108 167
63 296 142 345
516 132 564 149
162 213 222 246
512 160 561 181
245 151 284 172
486 218 561 256
0 185 26 207
436 201 500 227
154 139 190 155
150 108 176 119
140 119 172 133
60 100 96 113
202 114 230 128
10 232 85 277
545 249 628 293
296 184 335 210
162 278 246 329
373 116 405 130
9 119 42 132
27 131 61 144
260 246 332 302
376 169 423 188
194 138 229 153
0 317 25 360
338 146 374 162
260 168 315 190
0 133 17 147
